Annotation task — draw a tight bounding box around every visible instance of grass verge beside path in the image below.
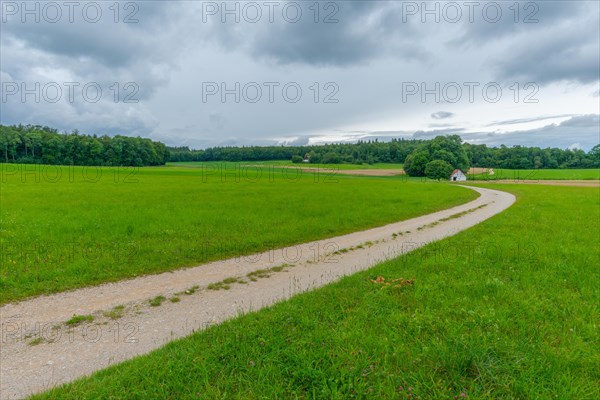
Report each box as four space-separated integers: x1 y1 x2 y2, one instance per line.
470 168 600 180
34 185 599 399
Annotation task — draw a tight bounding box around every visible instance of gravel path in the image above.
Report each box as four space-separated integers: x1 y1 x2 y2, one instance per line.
0 185 515 399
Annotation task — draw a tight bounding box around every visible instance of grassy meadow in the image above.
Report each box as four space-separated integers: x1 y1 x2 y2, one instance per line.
469 168 600 180
169 161 405 170
0 163 475 304
170 162 600 180
32 184 600 399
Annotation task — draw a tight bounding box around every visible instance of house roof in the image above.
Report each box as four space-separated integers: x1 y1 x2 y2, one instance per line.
451 169 464 175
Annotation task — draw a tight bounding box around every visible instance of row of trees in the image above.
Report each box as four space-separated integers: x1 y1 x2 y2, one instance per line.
168 138 423 165
2 124 598 170
465 143 599 169
173 137 599 171
403 135 600 177
0 125 169 166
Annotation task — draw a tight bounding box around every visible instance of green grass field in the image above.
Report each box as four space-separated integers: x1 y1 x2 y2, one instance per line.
169 162 599 180
470 168 600 180
33 184 600 399
0 163 475 304
169 161 405 170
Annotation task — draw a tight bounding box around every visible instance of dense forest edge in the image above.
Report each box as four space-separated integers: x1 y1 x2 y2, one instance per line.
0 125 169 167
1 124 599 173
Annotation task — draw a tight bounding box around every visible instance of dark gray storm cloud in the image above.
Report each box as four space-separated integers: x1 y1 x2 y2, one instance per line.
495 26 600 84
256 5 403 65
202 1 427 66
205 1 600 84
1 2 177 68
0 1 187 134
454 1 583 43
0 1 598 148
442 1 600 84
494 2 598 84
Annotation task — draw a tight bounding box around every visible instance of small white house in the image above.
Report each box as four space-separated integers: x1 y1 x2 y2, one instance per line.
450 169 467 181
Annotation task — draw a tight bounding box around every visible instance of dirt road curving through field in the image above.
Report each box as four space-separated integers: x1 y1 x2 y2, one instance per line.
0 185 515 399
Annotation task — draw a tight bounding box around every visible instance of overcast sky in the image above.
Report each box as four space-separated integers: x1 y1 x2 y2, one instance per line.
1 0 599 150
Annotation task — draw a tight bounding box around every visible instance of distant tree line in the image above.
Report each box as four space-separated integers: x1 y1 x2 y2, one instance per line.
0 125 169 166
172 136 599 171
465 143 600 169
2 124 598 170
402 135 599 177
168 139 425 164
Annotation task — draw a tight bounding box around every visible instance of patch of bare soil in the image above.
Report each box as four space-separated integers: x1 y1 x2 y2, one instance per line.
467 167 489 174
